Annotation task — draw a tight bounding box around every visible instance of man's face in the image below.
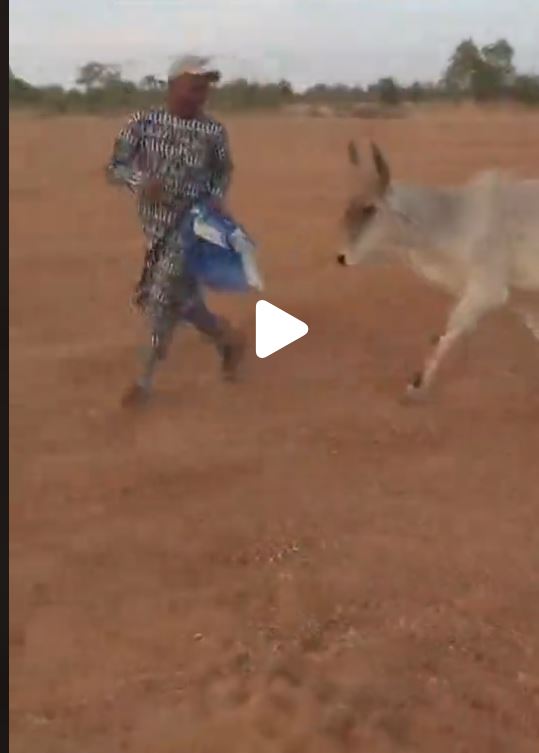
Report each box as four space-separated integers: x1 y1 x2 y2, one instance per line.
168 73 212 117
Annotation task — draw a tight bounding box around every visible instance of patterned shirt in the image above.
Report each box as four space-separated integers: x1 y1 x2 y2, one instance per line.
106 107 233 247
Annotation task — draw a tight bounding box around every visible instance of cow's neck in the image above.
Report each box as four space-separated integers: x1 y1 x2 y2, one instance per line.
388 183 466 293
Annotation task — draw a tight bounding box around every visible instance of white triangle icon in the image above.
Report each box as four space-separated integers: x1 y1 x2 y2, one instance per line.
256 300 309 358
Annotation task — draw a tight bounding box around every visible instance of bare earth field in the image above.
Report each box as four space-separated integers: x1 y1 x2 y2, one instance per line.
9 108 539 752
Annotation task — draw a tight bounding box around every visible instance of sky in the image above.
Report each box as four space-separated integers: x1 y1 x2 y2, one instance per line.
9 0 539 90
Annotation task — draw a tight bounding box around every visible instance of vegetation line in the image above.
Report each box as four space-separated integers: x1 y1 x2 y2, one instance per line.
9 38 539 115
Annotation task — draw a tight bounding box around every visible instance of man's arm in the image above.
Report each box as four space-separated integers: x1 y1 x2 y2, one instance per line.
106 111 145 193
208 125 233 204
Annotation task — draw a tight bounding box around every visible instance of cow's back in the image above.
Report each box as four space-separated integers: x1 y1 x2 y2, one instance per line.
387 174 539 295
456 173 539 293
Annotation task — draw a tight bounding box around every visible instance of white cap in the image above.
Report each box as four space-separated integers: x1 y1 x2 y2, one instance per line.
167 55 221 83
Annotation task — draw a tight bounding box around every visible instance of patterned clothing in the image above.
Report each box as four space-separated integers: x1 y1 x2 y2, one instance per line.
106 107 233 309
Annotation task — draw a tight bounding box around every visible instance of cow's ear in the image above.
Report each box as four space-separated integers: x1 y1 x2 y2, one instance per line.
371 142 391 193
348 140 360 166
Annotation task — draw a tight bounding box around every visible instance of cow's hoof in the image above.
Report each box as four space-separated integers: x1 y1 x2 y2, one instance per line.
410 371 425 389
403 373 428 403
121 383 150 409
337 254 347 266
401 386 427 405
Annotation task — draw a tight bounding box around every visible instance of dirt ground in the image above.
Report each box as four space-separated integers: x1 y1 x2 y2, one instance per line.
9 107 539 752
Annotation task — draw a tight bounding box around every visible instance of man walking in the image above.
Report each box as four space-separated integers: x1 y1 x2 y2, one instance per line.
107 55 245 405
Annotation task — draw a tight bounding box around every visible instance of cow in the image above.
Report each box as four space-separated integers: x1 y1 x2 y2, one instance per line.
336 140 539 396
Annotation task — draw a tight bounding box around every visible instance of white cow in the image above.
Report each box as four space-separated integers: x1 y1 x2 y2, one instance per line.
337 140 539 395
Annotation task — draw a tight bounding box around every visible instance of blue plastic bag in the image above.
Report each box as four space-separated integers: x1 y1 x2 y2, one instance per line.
180 204 263 293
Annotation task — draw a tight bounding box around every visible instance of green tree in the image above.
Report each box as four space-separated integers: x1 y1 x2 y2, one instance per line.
303 83 329 102
512 74 539 105
481 39 515 82
375 77 401 105
9 66 40 103
76 61 121 90
140 74 163 91
407 81 426 102
443 38 482 94
470 59 504 101
278 79 294 100
443 38 517 101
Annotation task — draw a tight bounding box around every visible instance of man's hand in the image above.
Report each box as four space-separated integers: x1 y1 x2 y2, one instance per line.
141 177 166 203
207 196 229 216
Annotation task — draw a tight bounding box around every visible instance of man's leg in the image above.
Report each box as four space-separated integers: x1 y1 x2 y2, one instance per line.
133 236 163 310
141 307 178 387
123 297 244 406
122 240 180 406
122 304 179 407
123 277 245 406
182 295 246 381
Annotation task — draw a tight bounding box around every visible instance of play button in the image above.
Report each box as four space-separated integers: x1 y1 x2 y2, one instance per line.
255 300 309 358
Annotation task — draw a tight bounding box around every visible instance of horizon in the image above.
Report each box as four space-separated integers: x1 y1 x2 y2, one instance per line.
9 0 539 89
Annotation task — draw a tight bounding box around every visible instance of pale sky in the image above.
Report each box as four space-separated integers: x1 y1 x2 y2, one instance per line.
9 0 539 89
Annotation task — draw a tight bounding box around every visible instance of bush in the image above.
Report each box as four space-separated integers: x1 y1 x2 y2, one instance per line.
376 78 402 106
9 72 41 105
512 75 539 105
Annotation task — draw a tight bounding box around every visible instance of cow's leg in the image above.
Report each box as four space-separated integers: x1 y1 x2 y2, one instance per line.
407 283 508 396
513 305 539 342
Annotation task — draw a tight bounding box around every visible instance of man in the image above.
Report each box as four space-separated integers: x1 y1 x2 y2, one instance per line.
106 54 245 406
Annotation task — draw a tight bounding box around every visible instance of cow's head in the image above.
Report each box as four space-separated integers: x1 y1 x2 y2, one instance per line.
337 140 393 267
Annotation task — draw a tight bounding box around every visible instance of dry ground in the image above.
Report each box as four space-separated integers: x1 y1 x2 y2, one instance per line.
9 107 539 752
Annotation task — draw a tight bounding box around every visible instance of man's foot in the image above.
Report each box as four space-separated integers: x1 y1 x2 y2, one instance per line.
121 383 150 408
220 330 246 382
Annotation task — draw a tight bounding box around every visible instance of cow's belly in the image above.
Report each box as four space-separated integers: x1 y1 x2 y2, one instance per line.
509 230 539 291
511 251 539 291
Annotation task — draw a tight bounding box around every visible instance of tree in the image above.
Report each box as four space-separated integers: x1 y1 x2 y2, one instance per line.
140 74 163 91
374 77 401 105
277 79 294 100
443 37 516 101
512 74 539 105
303 83 329 102
481 39 515 82
76 61 121 90
443 38 482 94
9 66 40 103
76 61 106 89
407 81 426 102
470 59 504 101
